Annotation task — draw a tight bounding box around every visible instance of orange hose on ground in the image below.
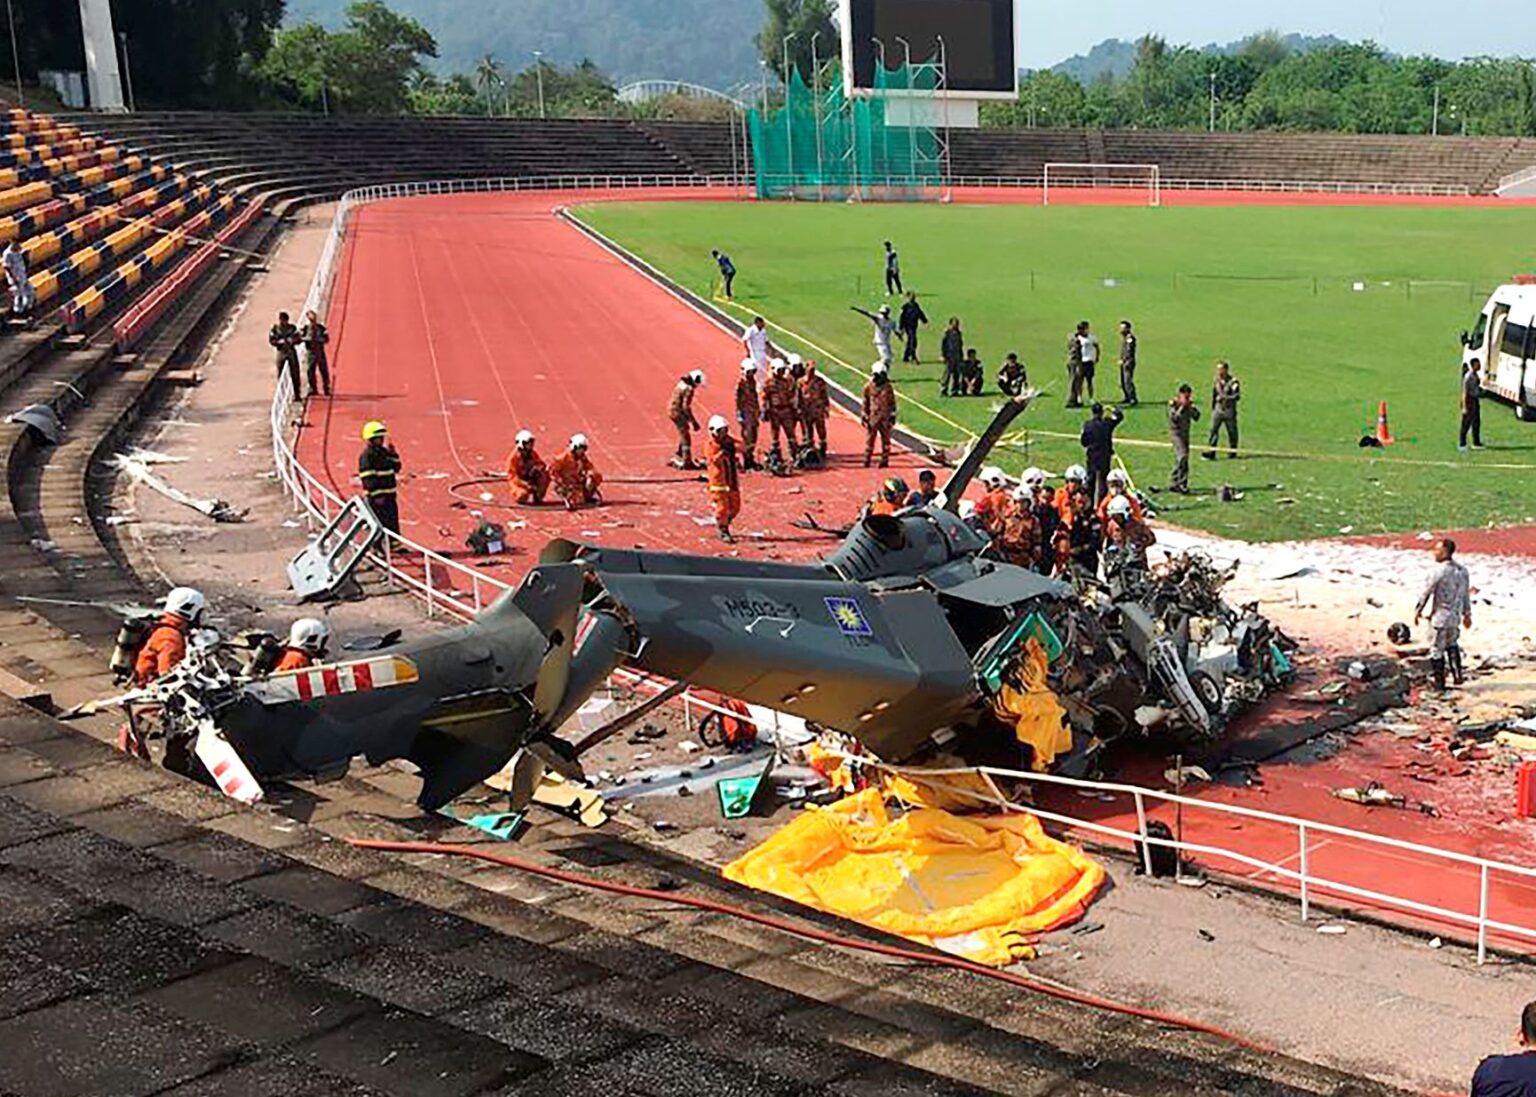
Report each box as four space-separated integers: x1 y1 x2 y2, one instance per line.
350 837 1465 1095
349 837 1272 1050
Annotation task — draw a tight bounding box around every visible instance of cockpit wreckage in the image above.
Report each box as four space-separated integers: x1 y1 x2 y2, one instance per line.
86 396 1293 810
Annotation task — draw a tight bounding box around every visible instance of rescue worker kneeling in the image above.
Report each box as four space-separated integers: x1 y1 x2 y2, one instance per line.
120 587 207 761
867 476 908 517
134 587 206 687
274 618 329 673
551 434 603 510
507 429 550 505
1102 494 1156 578
706 415 742 544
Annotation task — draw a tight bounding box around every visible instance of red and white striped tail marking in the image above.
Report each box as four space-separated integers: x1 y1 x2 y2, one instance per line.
246 655 420 706
194 722 264 805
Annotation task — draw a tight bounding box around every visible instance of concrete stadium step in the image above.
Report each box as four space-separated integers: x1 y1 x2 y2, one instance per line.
0 695 1412 1097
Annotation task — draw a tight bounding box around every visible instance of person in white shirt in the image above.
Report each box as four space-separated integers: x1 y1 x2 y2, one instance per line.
1077 323 1100 402
851 304 896 369
3 241 33 317
742 316 776 374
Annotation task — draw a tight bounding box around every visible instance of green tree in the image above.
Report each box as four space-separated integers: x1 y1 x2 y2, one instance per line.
755 0 837 87
262 0 437 113
504 57 619 118
982 70 1090 128
475 54 505 116
408 71 481 115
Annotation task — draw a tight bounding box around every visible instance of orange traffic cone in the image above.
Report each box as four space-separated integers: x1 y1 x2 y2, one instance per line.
1376 400 1395 446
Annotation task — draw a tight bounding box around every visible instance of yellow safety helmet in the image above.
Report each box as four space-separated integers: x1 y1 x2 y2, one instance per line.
361 420 387 441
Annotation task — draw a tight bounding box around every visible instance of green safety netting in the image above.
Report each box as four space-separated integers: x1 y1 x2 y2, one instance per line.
750 62 946 201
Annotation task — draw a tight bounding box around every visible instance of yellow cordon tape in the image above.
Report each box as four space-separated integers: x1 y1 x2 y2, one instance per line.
711 303 1536 474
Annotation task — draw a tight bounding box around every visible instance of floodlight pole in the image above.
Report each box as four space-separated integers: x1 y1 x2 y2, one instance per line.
896 37 913 186
118 31 135 112
5 0 21 106
1432 85 1440 136
810 30 824 200
1208 72 1215 133
872 38 888 186
783 32 796 193
937 35 951 197
532 51 545 119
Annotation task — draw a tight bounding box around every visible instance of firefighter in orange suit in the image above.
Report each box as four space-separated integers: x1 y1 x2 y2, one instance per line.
274 618 329 673
506 429 550 505
120 587 205 760
705 415 741 543
972 467 1011 539
550 434 603 509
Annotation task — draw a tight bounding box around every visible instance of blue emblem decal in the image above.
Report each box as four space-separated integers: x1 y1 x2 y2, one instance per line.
824 596 873 637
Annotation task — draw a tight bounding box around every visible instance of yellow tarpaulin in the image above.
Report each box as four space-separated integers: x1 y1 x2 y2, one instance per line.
724 787 1106 966
993 638 1072 772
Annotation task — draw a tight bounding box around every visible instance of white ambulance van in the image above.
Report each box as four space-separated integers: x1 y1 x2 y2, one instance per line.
1461 280 1536 421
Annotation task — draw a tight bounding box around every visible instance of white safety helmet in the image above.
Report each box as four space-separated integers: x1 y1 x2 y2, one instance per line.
1064 464 1088 484
1021 466 1046 488
163 586 205 622
287 617 330 655
770 357 788 373
786 352 803 367
740 356 756 373
514 429 534 447
687 369 705 386
871 361 888 375
979 466 1006 489
707 414 729 433
1011 484 1033 503
569 433 588 450
1107 495 1134 521
1106 468 1129 487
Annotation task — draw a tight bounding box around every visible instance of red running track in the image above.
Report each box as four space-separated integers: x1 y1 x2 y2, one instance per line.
300 189 934 574
299 184 1536 956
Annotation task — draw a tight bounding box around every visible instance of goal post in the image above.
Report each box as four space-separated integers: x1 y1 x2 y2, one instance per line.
1043 163 1161 207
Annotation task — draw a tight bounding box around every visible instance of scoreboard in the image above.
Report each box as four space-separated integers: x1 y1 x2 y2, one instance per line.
841 0 1019 99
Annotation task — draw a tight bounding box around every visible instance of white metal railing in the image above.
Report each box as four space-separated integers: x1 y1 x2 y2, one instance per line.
1496 162 1536 195
750 172 1476 198
865 760 1536 964
272 175 1536 962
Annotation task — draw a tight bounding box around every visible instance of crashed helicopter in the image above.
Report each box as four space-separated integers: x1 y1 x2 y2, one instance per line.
83 393 1291 810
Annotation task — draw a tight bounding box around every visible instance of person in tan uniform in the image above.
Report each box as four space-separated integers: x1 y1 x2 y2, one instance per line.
735 357 761 470
797 357 830 459
861 361 897 468
762 358 800 461
668 369 705 470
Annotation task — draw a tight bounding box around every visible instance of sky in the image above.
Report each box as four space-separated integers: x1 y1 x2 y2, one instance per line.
1017 0 1536 68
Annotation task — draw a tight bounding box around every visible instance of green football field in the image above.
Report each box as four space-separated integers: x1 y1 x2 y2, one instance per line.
576 199 1536 542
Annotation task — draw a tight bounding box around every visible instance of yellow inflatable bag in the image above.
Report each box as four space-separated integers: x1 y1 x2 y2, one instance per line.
724 787 1105 965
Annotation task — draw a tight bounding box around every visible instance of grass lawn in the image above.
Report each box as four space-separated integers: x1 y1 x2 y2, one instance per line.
575 199 1536 542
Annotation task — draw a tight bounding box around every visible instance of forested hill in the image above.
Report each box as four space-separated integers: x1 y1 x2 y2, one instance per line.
1051 33 1348 83
284 0 764 90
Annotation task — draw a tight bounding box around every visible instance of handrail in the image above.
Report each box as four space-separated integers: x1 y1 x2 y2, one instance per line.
751 172 1474 198
863 759 1536 963
1496 162 1536 195
272 174 1536 964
